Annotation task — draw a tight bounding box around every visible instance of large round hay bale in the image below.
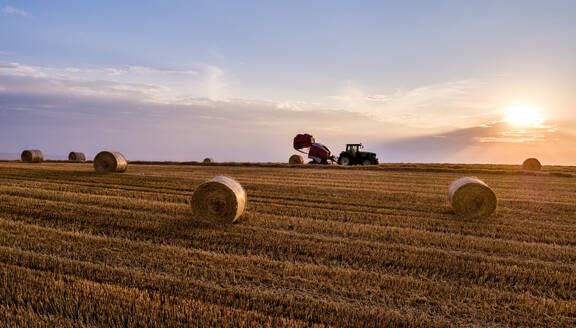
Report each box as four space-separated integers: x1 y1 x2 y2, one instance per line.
68 152 86 162
289 154 304 164
93 151 128 173
522 158 542 171
448 177 497 219
191 176 246 224
203 158 214 164
21 150 43 163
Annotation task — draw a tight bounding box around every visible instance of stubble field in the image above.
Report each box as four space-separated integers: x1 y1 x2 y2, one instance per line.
0 161 575 327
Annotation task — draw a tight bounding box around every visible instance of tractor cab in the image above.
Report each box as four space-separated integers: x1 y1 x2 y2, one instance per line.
346 144 363 153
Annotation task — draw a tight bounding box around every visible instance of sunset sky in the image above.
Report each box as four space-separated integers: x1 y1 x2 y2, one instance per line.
1 1 575 164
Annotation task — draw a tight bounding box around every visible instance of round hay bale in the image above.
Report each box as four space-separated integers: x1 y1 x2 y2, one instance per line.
448 177 497 219
191 176 246 224
93 151 128 173
21 150 43 163
522 158 542 171
68 152 86 162
289 154 304 164
203 158 214 164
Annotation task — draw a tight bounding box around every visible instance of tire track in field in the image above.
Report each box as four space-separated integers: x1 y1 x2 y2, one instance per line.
1 195 575 302
1 220 575 327
2 187 575 252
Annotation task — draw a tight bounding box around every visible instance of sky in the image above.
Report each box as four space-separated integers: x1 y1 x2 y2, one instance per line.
1 0 575 164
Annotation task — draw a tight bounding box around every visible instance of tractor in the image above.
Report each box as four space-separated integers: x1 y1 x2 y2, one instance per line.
337 144 379 166
293 134 378 165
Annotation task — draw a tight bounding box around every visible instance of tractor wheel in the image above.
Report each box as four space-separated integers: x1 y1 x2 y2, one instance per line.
362 159 372 166
338 155 351 166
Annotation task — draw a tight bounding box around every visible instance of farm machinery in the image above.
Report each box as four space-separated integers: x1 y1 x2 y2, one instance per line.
293 133 379 165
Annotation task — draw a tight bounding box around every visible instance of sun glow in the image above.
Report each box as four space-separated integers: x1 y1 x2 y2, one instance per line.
504 105 544 127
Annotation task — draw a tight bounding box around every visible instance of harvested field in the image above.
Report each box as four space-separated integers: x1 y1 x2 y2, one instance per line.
0 161 575 327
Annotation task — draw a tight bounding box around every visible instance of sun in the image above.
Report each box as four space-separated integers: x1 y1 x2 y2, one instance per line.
504 105 544 127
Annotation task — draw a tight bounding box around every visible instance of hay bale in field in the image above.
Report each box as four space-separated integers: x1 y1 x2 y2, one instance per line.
191 176 246 224
93 151 128 173
522 158 542 171
289 154 304 164
203 158 214 164
68 152 86 162
21 150 43 163
448 177 497 219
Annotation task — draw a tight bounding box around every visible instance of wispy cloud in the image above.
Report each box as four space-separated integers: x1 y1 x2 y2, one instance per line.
59 65 197 76
203 65 227 101
0 62 42 77
0 74 167 100
127 66 198 75
2 5 28 16
328 78 507 131
104 68 123 76
0 61 225 101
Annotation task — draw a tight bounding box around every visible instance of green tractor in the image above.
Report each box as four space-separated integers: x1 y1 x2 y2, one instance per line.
337 144 379 166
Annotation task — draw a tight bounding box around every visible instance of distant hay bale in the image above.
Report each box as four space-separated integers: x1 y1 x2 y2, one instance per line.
21 150 43 163
93 151 128 173
289 154 304 164
191 176 246 224
68 152 86 162
203 158 214 164
522 158 542 171
448 177 497 219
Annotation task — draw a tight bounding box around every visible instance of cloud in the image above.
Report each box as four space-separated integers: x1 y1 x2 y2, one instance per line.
58 65 199 76
2 62 199 77
0 62 37 73
0 74 397 161
0 62 45 78
0 61 224 101
43 65 198 76
2 5 28 16
203 65 227 101
375 122 576 165
0 74 167 100
127 66 198 75
104 68 123 76
62 67 122 75
328 78 507 131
